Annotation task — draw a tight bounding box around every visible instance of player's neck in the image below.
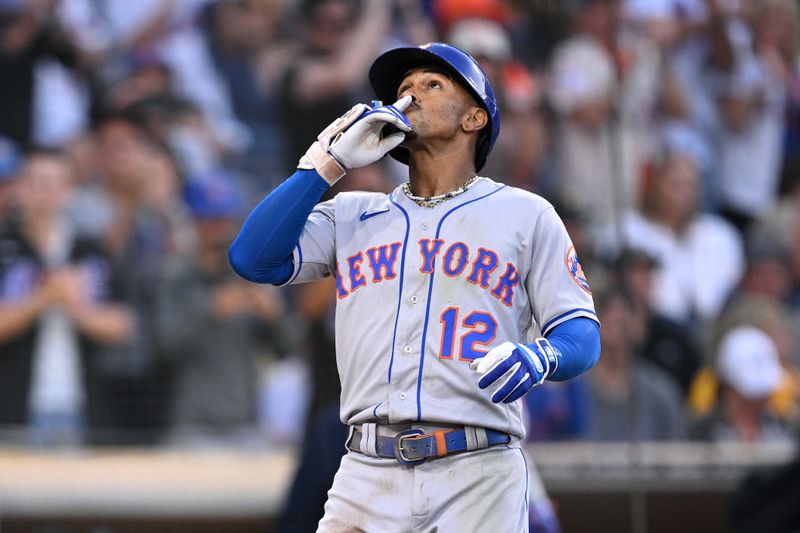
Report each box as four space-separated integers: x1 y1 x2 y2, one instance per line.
407 152 477 198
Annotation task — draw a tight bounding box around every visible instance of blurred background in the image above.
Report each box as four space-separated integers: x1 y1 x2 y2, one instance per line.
1 0 799 532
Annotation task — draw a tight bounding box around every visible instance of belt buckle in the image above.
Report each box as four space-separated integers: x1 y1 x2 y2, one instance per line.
393 429 426 466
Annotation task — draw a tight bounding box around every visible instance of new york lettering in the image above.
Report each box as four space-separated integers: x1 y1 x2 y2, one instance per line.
335 239 518 306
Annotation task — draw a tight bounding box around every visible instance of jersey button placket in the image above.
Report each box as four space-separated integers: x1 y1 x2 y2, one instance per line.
388 220 429 422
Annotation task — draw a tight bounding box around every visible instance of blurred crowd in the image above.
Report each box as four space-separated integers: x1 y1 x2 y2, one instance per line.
1 0 800 456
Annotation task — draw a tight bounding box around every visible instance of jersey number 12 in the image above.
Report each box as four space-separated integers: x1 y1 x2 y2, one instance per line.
438 307 497 361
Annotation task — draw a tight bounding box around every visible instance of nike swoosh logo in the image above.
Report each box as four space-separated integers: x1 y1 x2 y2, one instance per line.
359 209 390 221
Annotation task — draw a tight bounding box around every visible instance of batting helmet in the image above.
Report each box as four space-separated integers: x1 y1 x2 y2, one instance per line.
368 42 500 172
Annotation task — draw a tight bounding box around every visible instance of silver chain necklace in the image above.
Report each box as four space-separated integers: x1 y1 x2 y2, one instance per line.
401 175 480 209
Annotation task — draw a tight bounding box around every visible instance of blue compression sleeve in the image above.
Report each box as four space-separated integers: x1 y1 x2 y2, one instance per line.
542 317 601 381
229 169 330 285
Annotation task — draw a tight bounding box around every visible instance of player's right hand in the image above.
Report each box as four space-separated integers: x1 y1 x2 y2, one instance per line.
329 95 413 170
298 96 413 186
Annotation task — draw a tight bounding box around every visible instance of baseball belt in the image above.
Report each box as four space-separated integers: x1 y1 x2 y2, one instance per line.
347 424 511 466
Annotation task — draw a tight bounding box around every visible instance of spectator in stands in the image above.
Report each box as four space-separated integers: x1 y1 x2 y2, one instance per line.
0 136 21 220
58 0 248 153
597 150 744 325
714 0 794 233
721 241 800 408
656 0 740 209
66 113 194 444
277 0 391 169
203 0 291 186
0 149 133 446
156 174 289 447
586 287 686 442
501 0 568 72
448 17 549 191
0 0 84 146
738 240 796 306
748 179 800 314
777 7 800 174
689 295 799 433
546 0 661 227
72 113 194 263
99 51 173 114
96 53 232 192
612 247 701 396
690 326 793 443
388 0 437 47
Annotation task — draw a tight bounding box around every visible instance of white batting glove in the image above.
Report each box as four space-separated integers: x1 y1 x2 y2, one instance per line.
298 96 413 186
469 339 561 403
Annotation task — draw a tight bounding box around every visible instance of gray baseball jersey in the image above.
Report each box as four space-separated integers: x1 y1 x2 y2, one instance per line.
285 177 597 438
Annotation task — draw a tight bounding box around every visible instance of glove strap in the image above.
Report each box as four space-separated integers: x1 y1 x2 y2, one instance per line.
298 142 346 186
534 338 561 378
297 103 368 185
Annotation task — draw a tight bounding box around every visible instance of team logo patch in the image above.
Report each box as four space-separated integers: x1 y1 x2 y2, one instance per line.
566 246 591 294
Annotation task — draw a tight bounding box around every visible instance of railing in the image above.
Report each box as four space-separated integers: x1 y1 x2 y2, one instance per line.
529 441 797 492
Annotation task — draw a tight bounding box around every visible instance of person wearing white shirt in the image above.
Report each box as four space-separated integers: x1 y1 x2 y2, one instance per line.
597 151 744 324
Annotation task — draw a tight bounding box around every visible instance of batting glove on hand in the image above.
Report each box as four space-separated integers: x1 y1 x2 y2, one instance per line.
298 96 413 186
469 339 561 404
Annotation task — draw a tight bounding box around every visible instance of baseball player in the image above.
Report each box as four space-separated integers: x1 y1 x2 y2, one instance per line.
230 43 601 532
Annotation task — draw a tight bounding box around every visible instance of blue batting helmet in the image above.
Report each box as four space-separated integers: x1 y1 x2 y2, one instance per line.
368 42 500 172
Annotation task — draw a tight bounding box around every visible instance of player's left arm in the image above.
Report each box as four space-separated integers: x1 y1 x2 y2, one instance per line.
470 202 600 404
470 317 600 404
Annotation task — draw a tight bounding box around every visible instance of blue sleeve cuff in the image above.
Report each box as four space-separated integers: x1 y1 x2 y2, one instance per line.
542 317 601 381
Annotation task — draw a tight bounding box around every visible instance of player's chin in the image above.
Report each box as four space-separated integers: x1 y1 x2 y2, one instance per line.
401 122 425 144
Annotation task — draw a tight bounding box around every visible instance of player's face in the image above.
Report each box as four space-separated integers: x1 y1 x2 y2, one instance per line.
395 68 486 145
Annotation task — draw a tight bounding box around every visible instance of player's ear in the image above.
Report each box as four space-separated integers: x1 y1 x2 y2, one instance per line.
462 106 488 134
